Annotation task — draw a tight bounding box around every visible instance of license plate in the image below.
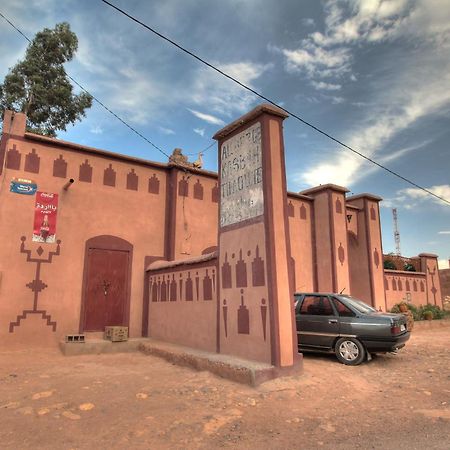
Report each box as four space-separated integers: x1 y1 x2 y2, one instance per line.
400 324 406 332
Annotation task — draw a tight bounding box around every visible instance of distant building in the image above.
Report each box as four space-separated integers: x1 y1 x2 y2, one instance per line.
439 260 450 310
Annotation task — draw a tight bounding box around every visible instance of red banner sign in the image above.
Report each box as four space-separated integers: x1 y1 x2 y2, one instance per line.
32 192 59 243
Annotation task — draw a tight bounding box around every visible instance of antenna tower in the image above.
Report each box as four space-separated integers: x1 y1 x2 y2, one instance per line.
392 208 401 256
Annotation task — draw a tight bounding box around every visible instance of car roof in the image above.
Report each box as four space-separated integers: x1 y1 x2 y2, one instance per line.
294 292 340 296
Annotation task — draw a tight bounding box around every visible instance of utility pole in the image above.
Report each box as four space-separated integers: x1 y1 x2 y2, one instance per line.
392 208 401 256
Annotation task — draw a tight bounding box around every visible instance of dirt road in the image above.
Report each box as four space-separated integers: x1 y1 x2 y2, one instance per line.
1 328 449 449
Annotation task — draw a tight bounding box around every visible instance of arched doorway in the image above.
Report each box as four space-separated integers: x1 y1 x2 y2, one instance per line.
80 235 133 332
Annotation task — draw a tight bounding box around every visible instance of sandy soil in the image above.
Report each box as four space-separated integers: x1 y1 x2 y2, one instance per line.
1 328 449 450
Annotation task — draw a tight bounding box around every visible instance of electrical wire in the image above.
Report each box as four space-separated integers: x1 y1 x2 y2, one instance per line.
100 0 450 207
184 141 216 156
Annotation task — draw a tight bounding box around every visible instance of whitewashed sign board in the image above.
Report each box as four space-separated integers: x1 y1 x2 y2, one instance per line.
220 122 263 227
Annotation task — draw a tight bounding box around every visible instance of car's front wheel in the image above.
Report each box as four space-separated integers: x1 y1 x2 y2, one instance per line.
334 338 366 365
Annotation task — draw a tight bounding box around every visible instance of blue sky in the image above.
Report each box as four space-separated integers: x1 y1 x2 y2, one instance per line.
1 0 449 267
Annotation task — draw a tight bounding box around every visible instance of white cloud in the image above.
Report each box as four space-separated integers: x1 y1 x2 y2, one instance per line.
193 128 205 137
279 0 450 87
104 70 165 125
302 18 315 27
90 125 103 135
294 1 450 189
439 231 450 235
187 109 225 126
311 80 342 91
330 95 345 104
400 185 450 205
158 126 175 135
382 185 450 210
282 45 352 78
188 62 270 118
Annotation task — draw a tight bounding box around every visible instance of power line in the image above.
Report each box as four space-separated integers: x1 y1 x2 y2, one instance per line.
184 141 215 156
0 10 172 160
100 0 450 207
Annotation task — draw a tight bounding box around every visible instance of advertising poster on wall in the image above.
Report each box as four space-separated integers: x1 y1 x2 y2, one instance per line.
32 192 59 243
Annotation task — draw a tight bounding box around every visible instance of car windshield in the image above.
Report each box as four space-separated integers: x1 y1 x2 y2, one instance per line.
338 296 377 314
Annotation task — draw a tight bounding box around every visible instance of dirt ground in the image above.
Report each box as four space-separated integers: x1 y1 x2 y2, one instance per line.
1 328 449 450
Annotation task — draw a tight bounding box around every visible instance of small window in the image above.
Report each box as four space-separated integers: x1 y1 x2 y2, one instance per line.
300 296 334 316
333 299 355 317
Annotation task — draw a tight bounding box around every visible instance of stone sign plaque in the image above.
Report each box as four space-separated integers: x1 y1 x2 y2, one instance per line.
220 122 263 227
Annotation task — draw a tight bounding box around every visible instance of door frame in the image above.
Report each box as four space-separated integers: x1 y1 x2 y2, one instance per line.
79 235 133 333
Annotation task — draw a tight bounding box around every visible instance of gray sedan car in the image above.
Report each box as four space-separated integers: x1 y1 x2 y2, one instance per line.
295 293 410 365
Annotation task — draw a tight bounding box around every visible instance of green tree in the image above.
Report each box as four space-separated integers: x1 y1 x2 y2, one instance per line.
0 22 92 137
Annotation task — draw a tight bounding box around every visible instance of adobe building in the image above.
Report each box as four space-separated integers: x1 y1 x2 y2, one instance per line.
439 260 450 310
0 105 443 360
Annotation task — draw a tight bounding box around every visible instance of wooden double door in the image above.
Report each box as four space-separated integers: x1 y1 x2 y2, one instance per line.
81 236 132 332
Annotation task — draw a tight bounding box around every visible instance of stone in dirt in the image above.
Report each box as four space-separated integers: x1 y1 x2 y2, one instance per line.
18 406 33 415
0 401 20 409
62 411 81 420
32 390 53 400
203 409 243 435
320 423 336 432
79 403 95 411
136 393 148 399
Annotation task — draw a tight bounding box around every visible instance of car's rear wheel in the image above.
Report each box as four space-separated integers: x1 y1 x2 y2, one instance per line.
335 338 366 365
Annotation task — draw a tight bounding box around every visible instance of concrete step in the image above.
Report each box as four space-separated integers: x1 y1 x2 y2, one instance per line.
138 339 302 386
59 338 150 356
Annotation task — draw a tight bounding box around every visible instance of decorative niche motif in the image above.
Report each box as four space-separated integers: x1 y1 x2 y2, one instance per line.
237 289 250 335
252 245 265 287
103 164 116 187
223 299 228 337
178 176 189 197
9 237 61 333
193 179 204 200
384 277 389 290
335 198 343 214
338 243 345 265
79 159 93 182
185 272 193 301
211 183 219 203
370 205 377 221
299 203 307 220
148 174 160 194
24 148 40 173
160 276 167 301
6 144 21 170
126 169 138 191
287 201 294 217
151 277 159 302
203 269 213 300
53 155 67 178
221 253 232 289
260 298 267 341
235 249 248 288
195 272 200 301
170 274 177 301
373 248 380 268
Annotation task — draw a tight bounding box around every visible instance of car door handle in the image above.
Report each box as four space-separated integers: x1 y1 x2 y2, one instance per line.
328 319 338 324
